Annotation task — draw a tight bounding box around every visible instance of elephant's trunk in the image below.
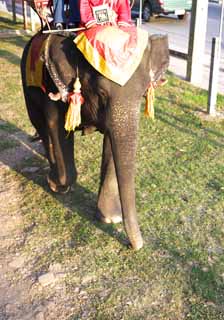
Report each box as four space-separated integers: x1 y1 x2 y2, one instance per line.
116 168 143 250
109 98 143 250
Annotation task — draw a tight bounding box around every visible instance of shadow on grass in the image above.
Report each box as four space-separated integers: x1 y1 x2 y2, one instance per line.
1 35 30 49
0 36 31 66
0 15 23 30
0 119 127 248
155 104 224 148
0 48 22 65
150 237 224 317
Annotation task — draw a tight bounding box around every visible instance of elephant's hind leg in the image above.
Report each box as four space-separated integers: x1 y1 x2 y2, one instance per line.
45 100 77 193
97 132 122 224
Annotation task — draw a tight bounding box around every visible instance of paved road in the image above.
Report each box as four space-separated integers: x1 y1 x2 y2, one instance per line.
207 1 224 47
140 2 224 93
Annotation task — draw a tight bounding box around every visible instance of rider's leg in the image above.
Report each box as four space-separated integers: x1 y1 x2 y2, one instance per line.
68 0 80 26
53 0 66 27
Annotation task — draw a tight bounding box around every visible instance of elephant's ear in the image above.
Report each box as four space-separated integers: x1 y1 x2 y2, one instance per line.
44 34 78 102
148 34 169 82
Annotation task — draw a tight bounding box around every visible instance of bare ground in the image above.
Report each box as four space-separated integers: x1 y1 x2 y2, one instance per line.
0 131 80 320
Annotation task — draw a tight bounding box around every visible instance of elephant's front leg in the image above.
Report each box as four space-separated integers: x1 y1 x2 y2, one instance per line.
108 99 143 250
97 132 122 224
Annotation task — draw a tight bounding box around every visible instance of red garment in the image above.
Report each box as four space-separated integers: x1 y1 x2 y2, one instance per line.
79 0 132 28
74 25 149 85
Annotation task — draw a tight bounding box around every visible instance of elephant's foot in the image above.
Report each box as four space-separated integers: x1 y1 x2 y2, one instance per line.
47 174 70 194
125 224 143 250
129 234 143 250
96 196 122 224
96 209 122 224
97 175 124 224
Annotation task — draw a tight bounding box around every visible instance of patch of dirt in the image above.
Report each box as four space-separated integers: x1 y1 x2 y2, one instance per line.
0 131 81 320
0 161 36 320
196 110 224 121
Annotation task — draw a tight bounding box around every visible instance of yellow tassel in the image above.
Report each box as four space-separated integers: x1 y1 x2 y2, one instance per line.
64 76 84 132
144 83 155 120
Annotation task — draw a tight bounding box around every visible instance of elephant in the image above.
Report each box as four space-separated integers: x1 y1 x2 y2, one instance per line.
20 31 169 250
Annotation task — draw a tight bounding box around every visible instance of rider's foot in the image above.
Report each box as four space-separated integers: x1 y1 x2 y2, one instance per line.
55 23 64 30
68 23 76 29
68 22 80 29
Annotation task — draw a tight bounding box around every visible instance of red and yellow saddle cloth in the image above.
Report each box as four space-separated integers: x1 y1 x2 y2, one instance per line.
74 25 148 86
26 33 48 91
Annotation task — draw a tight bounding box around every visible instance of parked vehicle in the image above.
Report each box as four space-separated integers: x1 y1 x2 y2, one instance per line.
131 0 192 22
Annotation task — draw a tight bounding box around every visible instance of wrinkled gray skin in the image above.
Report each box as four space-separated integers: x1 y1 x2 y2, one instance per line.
21 32 169 249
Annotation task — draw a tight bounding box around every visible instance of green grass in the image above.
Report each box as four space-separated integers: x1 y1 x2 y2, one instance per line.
1 14 224 319
0 12 24 30
0 138 19 151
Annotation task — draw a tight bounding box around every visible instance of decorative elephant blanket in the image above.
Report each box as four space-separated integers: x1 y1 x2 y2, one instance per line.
26 33 48 91
74 25 148 86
